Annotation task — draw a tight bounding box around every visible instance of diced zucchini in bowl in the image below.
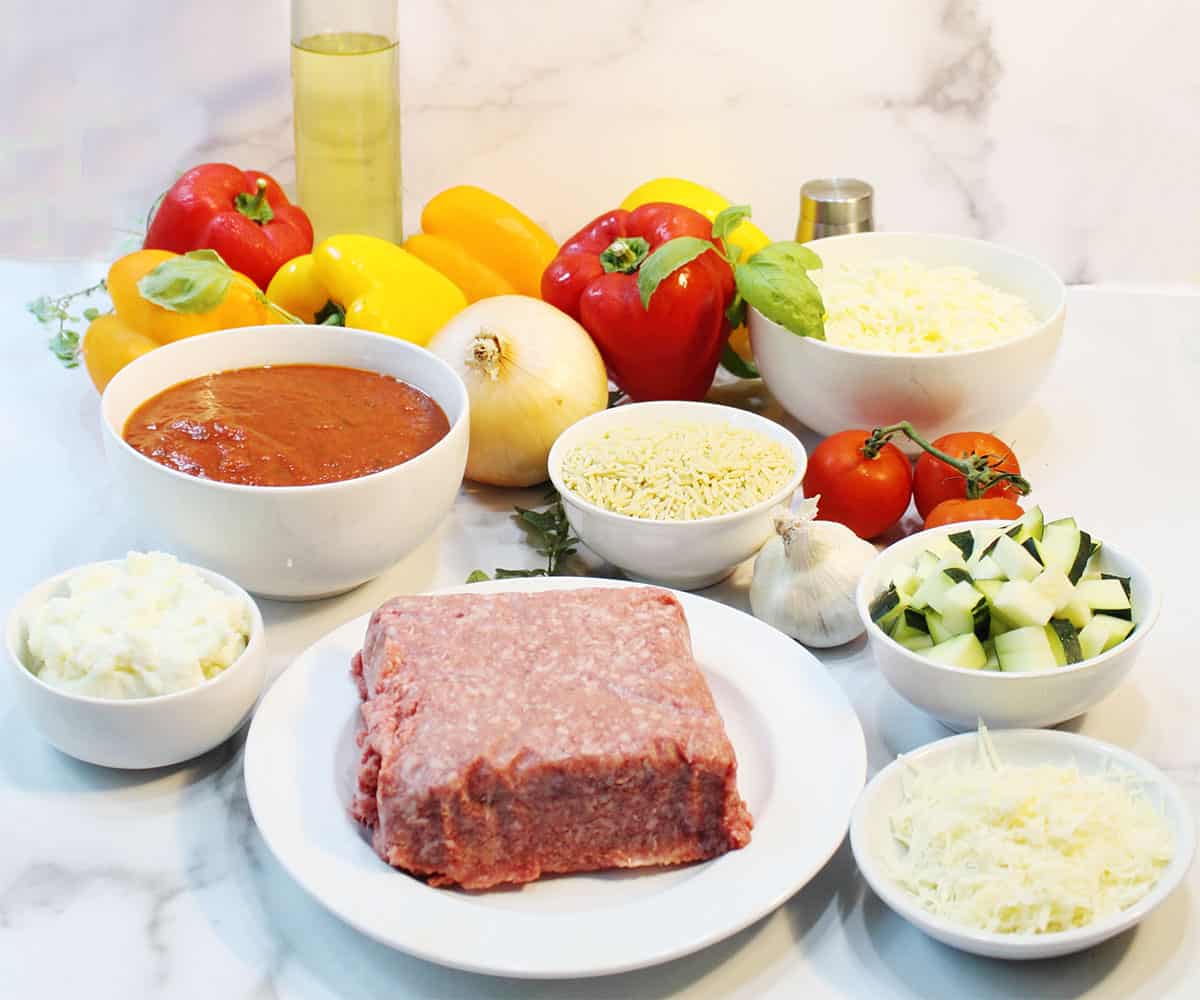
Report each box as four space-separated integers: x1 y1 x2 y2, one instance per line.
870 507 1141 673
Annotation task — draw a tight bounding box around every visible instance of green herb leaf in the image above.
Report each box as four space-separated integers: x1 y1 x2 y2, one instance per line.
137 249 234 314
725 290 746 330
636 236 715 309
712 204 752 243
474 491 582 580
720 342 759 379
48 329 81 366
734 242 826 340
28 296 60 324
28 279 108 369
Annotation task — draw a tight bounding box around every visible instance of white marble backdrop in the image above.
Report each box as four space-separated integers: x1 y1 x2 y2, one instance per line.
5 0 1199 285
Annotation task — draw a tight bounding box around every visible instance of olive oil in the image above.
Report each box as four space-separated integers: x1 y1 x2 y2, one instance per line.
291 32 400 242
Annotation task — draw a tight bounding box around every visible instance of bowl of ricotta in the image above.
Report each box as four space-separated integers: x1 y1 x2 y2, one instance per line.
748 232 1067 446
4 551 265 768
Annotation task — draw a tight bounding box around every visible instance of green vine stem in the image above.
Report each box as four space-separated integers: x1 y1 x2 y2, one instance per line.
862 420 1032 499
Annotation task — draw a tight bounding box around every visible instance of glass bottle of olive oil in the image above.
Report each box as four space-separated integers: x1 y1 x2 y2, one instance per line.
291 2 400 242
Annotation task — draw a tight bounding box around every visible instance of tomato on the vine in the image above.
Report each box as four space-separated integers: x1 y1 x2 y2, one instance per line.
802 429 912 539
923 497 1024 530
913 432 1023 519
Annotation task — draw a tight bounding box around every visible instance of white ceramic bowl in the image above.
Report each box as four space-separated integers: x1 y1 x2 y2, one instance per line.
749 232 1067 446
856 521 1159 730
5 560 266 769
850 728 1196 959
101 325 470 600
547 401 806 590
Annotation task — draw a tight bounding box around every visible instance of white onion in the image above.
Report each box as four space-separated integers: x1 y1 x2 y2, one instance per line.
427 295 609 487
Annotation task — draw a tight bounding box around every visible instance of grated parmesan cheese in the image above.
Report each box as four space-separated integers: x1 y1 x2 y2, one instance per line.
886 728 1174 934
559 420 796 520
811 257 1037 353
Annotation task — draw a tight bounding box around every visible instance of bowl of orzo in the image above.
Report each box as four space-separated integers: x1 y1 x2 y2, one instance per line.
748 232 1067 448
548 401 807 590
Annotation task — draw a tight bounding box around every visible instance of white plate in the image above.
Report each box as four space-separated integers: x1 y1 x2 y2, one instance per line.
245 577 866 978
850 728 1196 960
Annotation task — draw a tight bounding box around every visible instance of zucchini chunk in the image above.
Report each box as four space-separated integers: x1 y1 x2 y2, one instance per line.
1076 578 1132 621
995 626 1058 672
925 633 988 669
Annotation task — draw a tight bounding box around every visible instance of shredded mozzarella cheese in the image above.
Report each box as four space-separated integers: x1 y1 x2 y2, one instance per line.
811 257 1037 353
886 729 1174 934
560 421 795 521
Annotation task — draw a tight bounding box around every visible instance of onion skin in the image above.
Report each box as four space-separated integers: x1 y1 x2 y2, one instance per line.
427 295 609 487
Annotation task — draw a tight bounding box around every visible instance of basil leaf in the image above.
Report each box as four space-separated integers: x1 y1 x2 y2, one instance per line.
636 236 715 309
720 342 760 379
725 291 747 330
712 204 752 243
734 242 826 340
137 249 235 314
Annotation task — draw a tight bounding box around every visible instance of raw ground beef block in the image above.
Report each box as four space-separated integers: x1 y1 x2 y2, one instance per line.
350 586 752 890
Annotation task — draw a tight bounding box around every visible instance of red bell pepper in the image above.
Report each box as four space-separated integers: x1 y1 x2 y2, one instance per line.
541 203 735 402
144 163 314 291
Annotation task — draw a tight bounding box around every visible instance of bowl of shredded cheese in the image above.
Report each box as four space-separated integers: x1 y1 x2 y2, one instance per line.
748 232 1066 444
850 726 1194 959
548 401 806 590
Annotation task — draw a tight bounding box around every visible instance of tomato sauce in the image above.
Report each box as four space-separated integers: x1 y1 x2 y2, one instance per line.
124 364 451 487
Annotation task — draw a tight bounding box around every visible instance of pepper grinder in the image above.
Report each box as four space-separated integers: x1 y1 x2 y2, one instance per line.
796 178 874 242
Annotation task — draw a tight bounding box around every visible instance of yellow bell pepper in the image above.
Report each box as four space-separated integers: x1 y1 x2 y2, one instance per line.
622 178 769 365
402 186 558 301
267 234 467 344
83 249 283 392
620 177 771 262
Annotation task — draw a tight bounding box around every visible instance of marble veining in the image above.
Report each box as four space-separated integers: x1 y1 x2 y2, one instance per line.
5 0 1199 285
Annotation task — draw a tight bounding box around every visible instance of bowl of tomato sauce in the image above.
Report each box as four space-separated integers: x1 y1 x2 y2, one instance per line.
100 325 470 599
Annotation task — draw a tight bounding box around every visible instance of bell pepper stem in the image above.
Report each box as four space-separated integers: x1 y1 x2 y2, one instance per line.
235 178 275 225
863 420 1032 498
600 237 650 274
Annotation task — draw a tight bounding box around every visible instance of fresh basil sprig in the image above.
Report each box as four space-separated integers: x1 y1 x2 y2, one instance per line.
636 204 826 342
137 249 235 314
734 241 825 341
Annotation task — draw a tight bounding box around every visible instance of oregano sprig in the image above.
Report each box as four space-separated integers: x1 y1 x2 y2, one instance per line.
27 281 108 368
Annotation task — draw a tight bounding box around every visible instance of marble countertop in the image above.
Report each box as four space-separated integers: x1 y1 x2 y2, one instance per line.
2 266 1198 998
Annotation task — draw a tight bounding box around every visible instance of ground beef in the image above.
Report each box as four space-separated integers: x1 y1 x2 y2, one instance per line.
350 587 752 889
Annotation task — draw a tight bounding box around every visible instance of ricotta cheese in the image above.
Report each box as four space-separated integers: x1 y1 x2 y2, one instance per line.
24 552 251 699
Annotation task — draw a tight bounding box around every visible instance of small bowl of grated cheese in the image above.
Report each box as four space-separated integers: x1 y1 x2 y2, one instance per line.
548 401 807 590
5 552 266 769
850 726 1195 959
749 232 1067 446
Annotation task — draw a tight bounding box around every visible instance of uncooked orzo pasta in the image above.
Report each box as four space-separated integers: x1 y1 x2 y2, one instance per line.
559 421 796 520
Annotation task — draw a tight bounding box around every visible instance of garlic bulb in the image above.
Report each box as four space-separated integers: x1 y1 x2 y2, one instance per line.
750 496 878 648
